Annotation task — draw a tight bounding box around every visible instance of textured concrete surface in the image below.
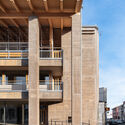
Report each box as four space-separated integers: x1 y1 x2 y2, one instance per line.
28 16 40 125
48 28 72 122
82 26 99 125
71 13 82 125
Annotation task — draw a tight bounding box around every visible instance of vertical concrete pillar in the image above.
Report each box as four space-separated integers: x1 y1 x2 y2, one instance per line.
82 27 99 125
28 16 40 125
71 13 82 125
2 74 6 85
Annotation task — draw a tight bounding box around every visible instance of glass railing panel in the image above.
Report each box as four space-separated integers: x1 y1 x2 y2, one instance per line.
0 80 27 92
39 80 63 91
40 47 63 59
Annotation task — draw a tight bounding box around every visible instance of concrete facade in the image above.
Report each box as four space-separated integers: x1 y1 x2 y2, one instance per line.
82 26 99 125
28 16 40 125
0 1 99 125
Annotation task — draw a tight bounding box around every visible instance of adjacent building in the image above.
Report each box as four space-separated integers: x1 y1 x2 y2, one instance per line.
98 88 107 125
0 0 99 125
112 105 123 120
112 101 125 121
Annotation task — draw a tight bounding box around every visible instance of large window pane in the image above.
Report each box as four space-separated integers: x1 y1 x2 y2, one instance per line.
16 76 26 84
0 107 4 123
0 77 2 85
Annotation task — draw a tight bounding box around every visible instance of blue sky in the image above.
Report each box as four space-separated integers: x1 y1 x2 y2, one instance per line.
82 0 125 110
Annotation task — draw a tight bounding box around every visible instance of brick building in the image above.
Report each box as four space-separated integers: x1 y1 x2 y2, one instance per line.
0 0 99 125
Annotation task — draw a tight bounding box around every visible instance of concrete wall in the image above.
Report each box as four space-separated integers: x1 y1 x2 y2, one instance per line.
82 26 99 125
48 28 72 122
99 102 105 125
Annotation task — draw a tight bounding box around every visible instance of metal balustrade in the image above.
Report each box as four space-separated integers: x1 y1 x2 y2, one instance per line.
0 42 28 59
0 43 63 59
0 50 28 59
40 80 63 91
40 47 63 59
0 80 27 92
0 42 28 50
48 121 71 125
82 122 90 125
47 121 90 125
0 80 63 92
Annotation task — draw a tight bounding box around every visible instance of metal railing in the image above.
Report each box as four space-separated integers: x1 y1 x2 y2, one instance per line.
0 80 27 92
0 80 63 92
40 47 63 59
0 42 28 50
40 80 63 91
48 121 90 125
82 122 90 125
48 121 71 125
0 50 28 59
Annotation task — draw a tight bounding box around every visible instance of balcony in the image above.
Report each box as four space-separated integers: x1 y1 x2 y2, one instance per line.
0 80 28 100
0 42 28 66
39 47 63 67
0 80 63 101
39 80 63 102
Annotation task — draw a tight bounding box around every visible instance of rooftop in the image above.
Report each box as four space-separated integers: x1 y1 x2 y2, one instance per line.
0 0 83 28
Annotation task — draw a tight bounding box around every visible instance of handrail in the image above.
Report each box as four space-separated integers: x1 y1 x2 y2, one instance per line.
0 50 28 59
40 47 61 50
0 42 28 44
1 80 27 85
0 42 28 50
40 80 63 91
40 49 63 59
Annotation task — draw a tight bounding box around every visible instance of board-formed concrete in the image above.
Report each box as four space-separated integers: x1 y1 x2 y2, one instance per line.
82 26 99 125
28 16 40 125
48 28 72 122
71 13 82 125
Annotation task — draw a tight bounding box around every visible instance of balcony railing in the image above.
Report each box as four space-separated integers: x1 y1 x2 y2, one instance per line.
0 42 28 59
40 47 63 59
0 50 28 59
0 80 63 92
40 80 63 91
0 80 27 92
0 42 28 50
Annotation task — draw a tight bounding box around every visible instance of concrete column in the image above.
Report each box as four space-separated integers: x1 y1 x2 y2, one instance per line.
28 16 40 125
2 74 6 85
71 13 82 125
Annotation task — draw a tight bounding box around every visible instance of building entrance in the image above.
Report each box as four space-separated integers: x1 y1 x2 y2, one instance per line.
0 103 28 125
40 105 48 125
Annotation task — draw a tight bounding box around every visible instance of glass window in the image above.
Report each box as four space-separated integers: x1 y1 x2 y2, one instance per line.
16 76 26 84
0 76 2 85
0 107 4 123
6 107 17 123
24 104 28 124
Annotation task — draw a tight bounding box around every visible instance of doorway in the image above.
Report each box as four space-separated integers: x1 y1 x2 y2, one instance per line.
40 105 48 125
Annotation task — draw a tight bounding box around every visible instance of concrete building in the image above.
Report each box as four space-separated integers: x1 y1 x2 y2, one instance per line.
0 0 99 125
112 105 123 120
122 101 125 121
112 101 125 122
98 88 107 125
